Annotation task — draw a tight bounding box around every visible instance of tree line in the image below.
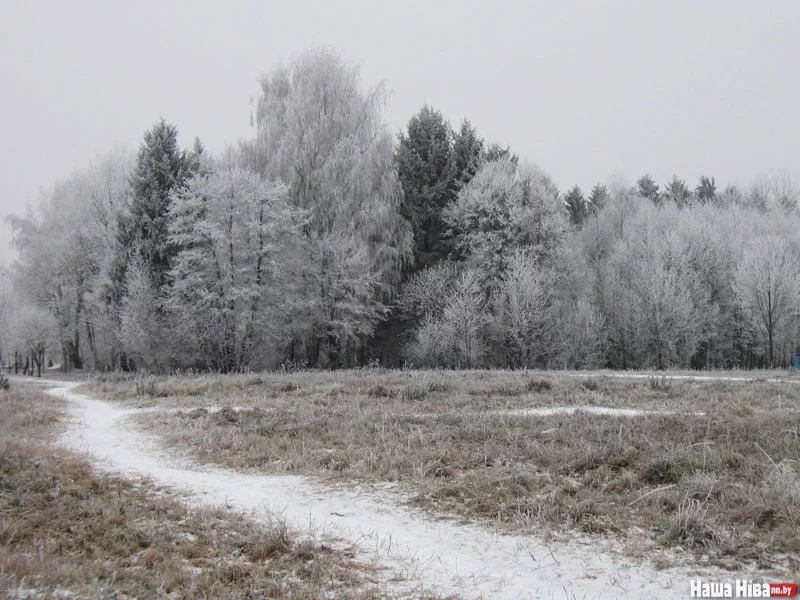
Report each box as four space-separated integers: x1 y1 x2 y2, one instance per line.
3 47 800 374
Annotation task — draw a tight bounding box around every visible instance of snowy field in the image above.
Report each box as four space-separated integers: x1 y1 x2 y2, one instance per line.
15 369 790 598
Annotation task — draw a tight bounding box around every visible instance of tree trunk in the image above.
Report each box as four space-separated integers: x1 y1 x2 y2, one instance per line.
86 320 99 370
769 326 774 368
73 271 84 369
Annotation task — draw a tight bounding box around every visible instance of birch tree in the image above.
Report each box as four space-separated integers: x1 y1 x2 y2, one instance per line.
251 48 412 366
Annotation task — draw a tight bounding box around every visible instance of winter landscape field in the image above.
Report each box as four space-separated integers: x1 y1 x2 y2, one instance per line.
3 2 800 598
2 370 797 598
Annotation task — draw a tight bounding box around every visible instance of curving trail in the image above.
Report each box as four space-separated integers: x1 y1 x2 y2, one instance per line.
42 380 711 599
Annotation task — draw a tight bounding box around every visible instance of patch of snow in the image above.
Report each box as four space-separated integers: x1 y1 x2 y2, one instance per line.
48 382 734 600
572 371 800 384
490 406 705 418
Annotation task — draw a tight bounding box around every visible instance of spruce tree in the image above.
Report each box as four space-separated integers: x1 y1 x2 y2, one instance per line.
126 119 192 292
451 119 484 189
395 105 456 271
588 184 608 214
637 174 660 203
564 185 587 226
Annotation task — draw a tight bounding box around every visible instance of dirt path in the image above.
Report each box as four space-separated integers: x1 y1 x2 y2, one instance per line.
44 380 715 599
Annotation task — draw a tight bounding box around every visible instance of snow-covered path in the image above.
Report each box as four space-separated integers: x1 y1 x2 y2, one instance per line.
46 381 701 599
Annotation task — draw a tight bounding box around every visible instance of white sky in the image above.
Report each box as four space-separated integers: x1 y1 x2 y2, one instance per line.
2 0 799 263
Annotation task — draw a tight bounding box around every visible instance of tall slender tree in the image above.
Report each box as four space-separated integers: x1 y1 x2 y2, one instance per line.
395 105 456 270
734 234 799 366
252 48 412 366
124 119 194 292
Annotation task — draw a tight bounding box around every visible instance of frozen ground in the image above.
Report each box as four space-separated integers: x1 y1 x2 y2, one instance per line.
36 379 746 599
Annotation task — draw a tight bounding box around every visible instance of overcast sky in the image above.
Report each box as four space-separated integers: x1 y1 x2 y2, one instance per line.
2 0 799 263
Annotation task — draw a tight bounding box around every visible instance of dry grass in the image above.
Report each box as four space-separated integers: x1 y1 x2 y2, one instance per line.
84 370 800 572
0 386 446 599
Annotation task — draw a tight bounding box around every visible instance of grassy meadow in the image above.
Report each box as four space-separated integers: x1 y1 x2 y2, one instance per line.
84 369 800 574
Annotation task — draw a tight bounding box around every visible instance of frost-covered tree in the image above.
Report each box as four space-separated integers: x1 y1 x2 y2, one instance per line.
442 269 487 368
489 251 552 368
251 48 412 366
637 174 660 203
445 158 566 277
397 261 459 322
748 172 800 213
12 305 57 377
734 234 799 366
119 254 168 371
83 148 135 370
551 298 606 369
587 198 711 368
168 163 302 371
403 265 487 368
7 166 104 371
663 175 692 206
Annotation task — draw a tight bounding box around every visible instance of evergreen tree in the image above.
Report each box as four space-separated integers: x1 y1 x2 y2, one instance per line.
696 175 717 203
483 143 519 165
663 175 692 206
564 185 588 226
588 184 608 215
395 105 456 271
125 119 193 292
451 119 484 189
637 174 660 203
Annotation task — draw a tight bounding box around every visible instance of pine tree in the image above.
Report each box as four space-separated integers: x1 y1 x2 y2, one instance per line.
637 174 660 203
696 175 717 203
483 143 519 164
663 175 692 206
